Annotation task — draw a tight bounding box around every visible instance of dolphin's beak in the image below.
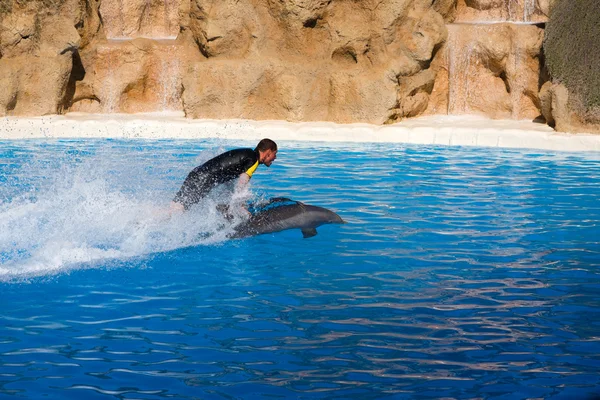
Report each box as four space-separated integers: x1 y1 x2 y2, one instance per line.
336 217 347 224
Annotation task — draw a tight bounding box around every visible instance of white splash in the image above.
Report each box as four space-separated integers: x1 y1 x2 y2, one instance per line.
0 150 244 281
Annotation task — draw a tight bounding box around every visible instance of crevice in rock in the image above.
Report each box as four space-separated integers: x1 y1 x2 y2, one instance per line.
62 50 86 111
60 45 78 55
384 112 400 124
524 88 540 109
465 0 497 11
6 94 17 112
303 17 319 28
197 36 211 58
97 4 105 27
137 0 151 35
538 46 550 90
499 70 510 94
431 41 443 61
332 46 357 66
418 59 432 70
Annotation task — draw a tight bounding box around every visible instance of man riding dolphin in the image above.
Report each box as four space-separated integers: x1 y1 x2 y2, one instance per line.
170 140 344 238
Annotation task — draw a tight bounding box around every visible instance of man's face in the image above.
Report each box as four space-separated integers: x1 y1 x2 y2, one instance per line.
262 149 277 167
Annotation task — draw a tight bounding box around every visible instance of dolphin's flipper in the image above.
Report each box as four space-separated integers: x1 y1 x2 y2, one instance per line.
301 228 318 238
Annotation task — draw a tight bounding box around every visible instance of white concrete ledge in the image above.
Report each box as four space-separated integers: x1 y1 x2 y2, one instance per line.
1 113 599 152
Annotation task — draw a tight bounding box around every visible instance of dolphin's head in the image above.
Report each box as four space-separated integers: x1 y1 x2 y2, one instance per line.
328 210 346 224
307 205 345 224
291 204 345 238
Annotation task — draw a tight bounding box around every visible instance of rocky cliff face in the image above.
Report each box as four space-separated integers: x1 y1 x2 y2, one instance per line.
0 0 91 115
0 0 591 133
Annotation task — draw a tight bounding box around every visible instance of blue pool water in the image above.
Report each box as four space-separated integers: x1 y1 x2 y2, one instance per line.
1 139 599 399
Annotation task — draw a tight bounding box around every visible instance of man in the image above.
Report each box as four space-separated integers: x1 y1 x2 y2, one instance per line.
172 138 278 211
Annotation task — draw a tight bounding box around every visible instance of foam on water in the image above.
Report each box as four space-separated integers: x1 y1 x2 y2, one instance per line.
0 142 252 280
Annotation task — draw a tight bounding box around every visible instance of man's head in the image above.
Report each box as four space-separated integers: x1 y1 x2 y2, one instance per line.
256 138 277 167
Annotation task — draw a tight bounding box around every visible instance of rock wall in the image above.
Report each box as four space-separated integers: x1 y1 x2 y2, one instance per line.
0 0 90 115
440 23 544 120
454 0 551 23
0 0 594 133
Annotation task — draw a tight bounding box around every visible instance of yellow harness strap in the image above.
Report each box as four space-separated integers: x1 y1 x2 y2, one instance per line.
245 160 259 178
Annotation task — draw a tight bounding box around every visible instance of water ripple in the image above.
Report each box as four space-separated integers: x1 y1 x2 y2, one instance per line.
1 141 599 399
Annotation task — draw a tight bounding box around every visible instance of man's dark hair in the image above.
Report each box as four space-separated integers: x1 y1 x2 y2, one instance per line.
255 138 277 152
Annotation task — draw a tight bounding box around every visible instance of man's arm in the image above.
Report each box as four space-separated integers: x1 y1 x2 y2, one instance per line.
236 172 250 192
234 173 252 216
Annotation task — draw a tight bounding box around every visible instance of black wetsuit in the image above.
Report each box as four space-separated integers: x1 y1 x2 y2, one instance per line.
173 148 260 210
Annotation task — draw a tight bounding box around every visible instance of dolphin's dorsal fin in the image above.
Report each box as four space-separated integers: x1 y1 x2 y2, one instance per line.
301 228 318 238
269 197 294 204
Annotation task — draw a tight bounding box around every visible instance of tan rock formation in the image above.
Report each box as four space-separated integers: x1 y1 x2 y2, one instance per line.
0 0 555 128
540 82 600 134
433 0 458 22
70 38 187 113
245 64 329 122
0 3 39 58
0 0 105 116
185 0 262 59
0 10 80 116
444 23 542 120
99 0 182 39
387 2 448 120
75 0 104 48
181 58 399 124
456 0 549 23
178 0 447 124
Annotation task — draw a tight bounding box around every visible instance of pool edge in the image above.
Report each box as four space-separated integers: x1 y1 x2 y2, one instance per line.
1 114 599 152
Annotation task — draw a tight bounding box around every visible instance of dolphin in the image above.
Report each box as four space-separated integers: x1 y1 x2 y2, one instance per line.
229 198 345 239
